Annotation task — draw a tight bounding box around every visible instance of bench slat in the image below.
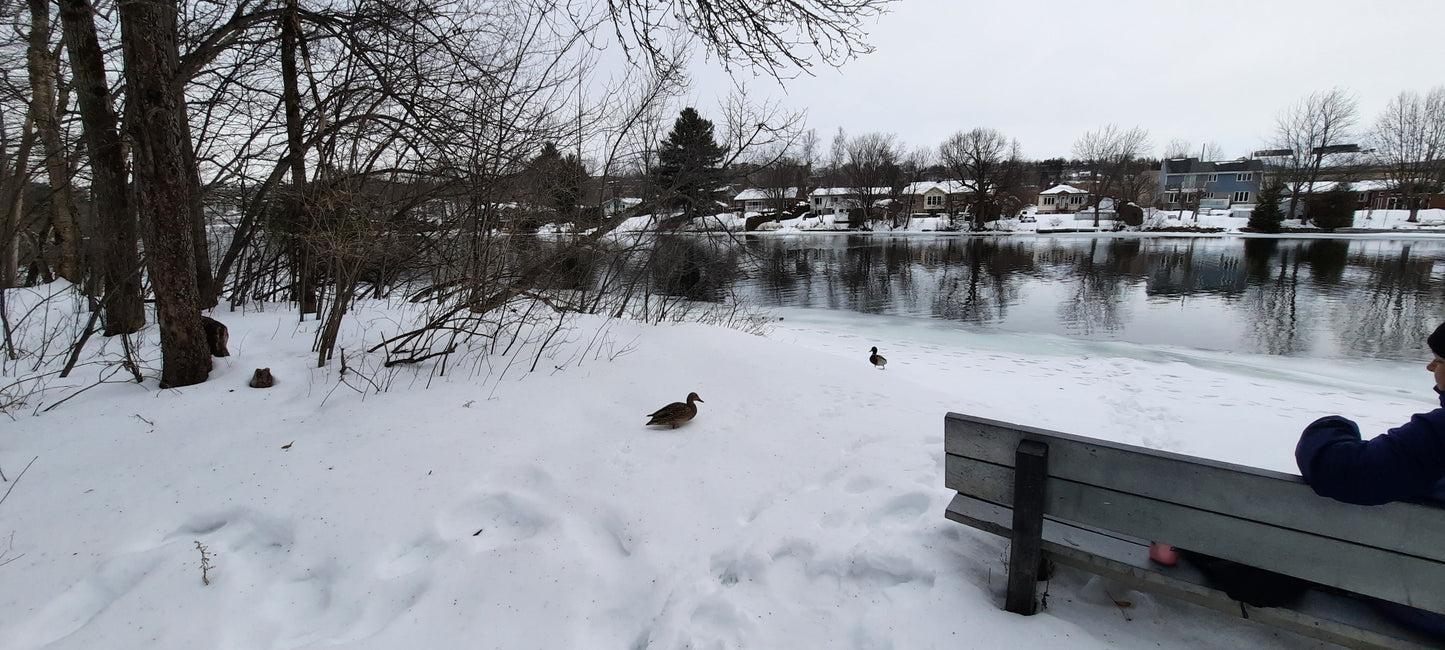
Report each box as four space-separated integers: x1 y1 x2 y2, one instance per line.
945 412 1445 562
946 493 1440 650
947 453 1445 613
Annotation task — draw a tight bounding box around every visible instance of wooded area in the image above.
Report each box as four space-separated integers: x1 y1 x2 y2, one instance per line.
0 0 886 387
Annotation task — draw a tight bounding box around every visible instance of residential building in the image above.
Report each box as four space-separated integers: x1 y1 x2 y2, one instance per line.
809 187 892 223
1357 180 1445 211
1157 158 1265 210
1036 184 1091 214
900 181 972 215
733 187 800 213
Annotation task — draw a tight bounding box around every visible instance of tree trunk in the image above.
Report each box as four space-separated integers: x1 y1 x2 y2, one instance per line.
25 0 82 283
119 0 209 388
0 120 37 291
180 118 216 308
59 0 145 334
280 0 317 315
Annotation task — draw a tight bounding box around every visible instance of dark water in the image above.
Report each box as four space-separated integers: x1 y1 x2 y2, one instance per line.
650 234 1445 362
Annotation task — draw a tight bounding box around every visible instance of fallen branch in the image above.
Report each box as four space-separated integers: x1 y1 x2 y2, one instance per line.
0 456 37 508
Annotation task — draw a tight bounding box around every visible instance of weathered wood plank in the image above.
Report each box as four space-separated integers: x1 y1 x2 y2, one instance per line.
946 452 1445 613
944 412 1445 561
1005 440 1048 615
946 494 1441 650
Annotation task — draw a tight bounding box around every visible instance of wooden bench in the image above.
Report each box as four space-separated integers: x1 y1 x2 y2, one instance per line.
943 412 1445 650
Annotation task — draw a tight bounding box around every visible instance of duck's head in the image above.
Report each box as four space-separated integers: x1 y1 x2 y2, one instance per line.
686 392 704 403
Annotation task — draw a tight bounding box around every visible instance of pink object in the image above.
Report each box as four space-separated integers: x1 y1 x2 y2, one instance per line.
1149 542 1179 566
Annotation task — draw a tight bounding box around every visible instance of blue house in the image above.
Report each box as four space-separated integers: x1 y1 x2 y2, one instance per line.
1157 158 1265 210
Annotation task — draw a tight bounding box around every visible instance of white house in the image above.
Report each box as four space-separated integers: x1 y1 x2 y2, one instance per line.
601 197 643 217
1037 184 1091 214
733 187 800 213
900 181 972 214
809 187 893 223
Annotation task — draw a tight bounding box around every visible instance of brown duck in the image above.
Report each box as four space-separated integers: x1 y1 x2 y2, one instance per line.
646 392 703 428
869 346 887 369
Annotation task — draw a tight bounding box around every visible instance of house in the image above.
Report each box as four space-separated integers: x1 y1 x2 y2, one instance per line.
601 196 643 217
900 181 972 215
1157 157 1265 210
1356 179 1445 211
1036 184 1091 213
733 187 800 214
809 187 893 223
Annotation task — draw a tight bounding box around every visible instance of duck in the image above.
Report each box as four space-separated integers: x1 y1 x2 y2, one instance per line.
869 346 887 369
646 392 704 428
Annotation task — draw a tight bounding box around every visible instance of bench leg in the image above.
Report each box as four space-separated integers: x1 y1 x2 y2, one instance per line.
1005 439 1049 615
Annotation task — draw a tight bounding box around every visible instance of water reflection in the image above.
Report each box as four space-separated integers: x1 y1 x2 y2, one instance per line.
716 234 1445 361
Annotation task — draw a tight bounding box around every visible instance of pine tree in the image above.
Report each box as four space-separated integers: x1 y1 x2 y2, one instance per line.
1247 181 1286 233
1312 182 1356 232
530 142 588 217
655 107 727 219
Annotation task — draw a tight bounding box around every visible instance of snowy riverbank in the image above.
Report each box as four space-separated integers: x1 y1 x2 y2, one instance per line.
0 292 1427 648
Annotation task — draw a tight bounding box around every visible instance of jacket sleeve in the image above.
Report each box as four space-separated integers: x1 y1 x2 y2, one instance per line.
1295 412 1445 505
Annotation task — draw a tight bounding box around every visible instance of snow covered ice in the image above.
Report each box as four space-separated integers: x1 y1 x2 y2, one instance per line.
0 287 1426 649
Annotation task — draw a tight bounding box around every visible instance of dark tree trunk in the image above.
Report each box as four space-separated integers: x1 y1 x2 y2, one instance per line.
119 0 209 388
1 124 37 292
58 0 145 334
183 127 216 309
280 0 317 314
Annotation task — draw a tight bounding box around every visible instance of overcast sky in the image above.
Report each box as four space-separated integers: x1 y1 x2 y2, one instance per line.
682 0 1445 162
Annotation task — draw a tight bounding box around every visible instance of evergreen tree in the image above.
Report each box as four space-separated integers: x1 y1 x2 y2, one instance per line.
529 142 588 217
655 107 728 219
1312 182 1356 232
1247 181 1286 233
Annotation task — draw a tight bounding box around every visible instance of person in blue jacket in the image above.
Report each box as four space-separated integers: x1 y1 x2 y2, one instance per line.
1296 322 1445 504
1295 320 1445 639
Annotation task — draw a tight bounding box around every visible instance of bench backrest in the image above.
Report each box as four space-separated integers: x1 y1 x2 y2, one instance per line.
944 412 1445 613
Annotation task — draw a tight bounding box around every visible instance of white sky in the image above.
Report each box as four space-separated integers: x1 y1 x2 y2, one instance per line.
683 0 1445 161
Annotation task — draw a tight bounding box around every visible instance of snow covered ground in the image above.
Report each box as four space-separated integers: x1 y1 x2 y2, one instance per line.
0 286 1431 649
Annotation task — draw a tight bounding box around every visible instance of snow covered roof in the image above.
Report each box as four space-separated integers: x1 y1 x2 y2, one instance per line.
1039 184 1088 195
1284 179 1392 194
901 180 971 195
810 187 894 197
734 188 799 201
1161 158 1265 174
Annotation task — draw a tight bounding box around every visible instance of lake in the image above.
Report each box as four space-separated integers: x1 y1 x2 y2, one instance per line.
645 233 1445 362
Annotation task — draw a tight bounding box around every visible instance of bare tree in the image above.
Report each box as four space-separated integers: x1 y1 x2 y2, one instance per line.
58 0 144 334
1371 87 1445 222
119 0 211 388
940 127 1023 230
606 0 891 76
840 131 902 226
24 0 81 283
10 0 892 388
1270 88 1359 223
1073 124 1151 226
1164 138 1224 162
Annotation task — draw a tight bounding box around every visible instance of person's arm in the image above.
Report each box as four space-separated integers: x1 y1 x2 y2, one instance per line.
1296 412 1445 505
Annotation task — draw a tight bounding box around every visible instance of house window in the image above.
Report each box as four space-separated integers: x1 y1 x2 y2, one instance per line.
925 194 943 207
1164 193 1177 204
1233 191 1250 203
1207 174 1219 183
1068 195 1085 205
1237 173 1253 182
1042 196 1056 205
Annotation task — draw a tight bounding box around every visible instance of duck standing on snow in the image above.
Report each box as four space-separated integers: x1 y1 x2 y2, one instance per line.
869 346 887 370
646 392 704 428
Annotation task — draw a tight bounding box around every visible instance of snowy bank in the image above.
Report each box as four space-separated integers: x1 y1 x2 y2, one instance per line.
0 294 1427 648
